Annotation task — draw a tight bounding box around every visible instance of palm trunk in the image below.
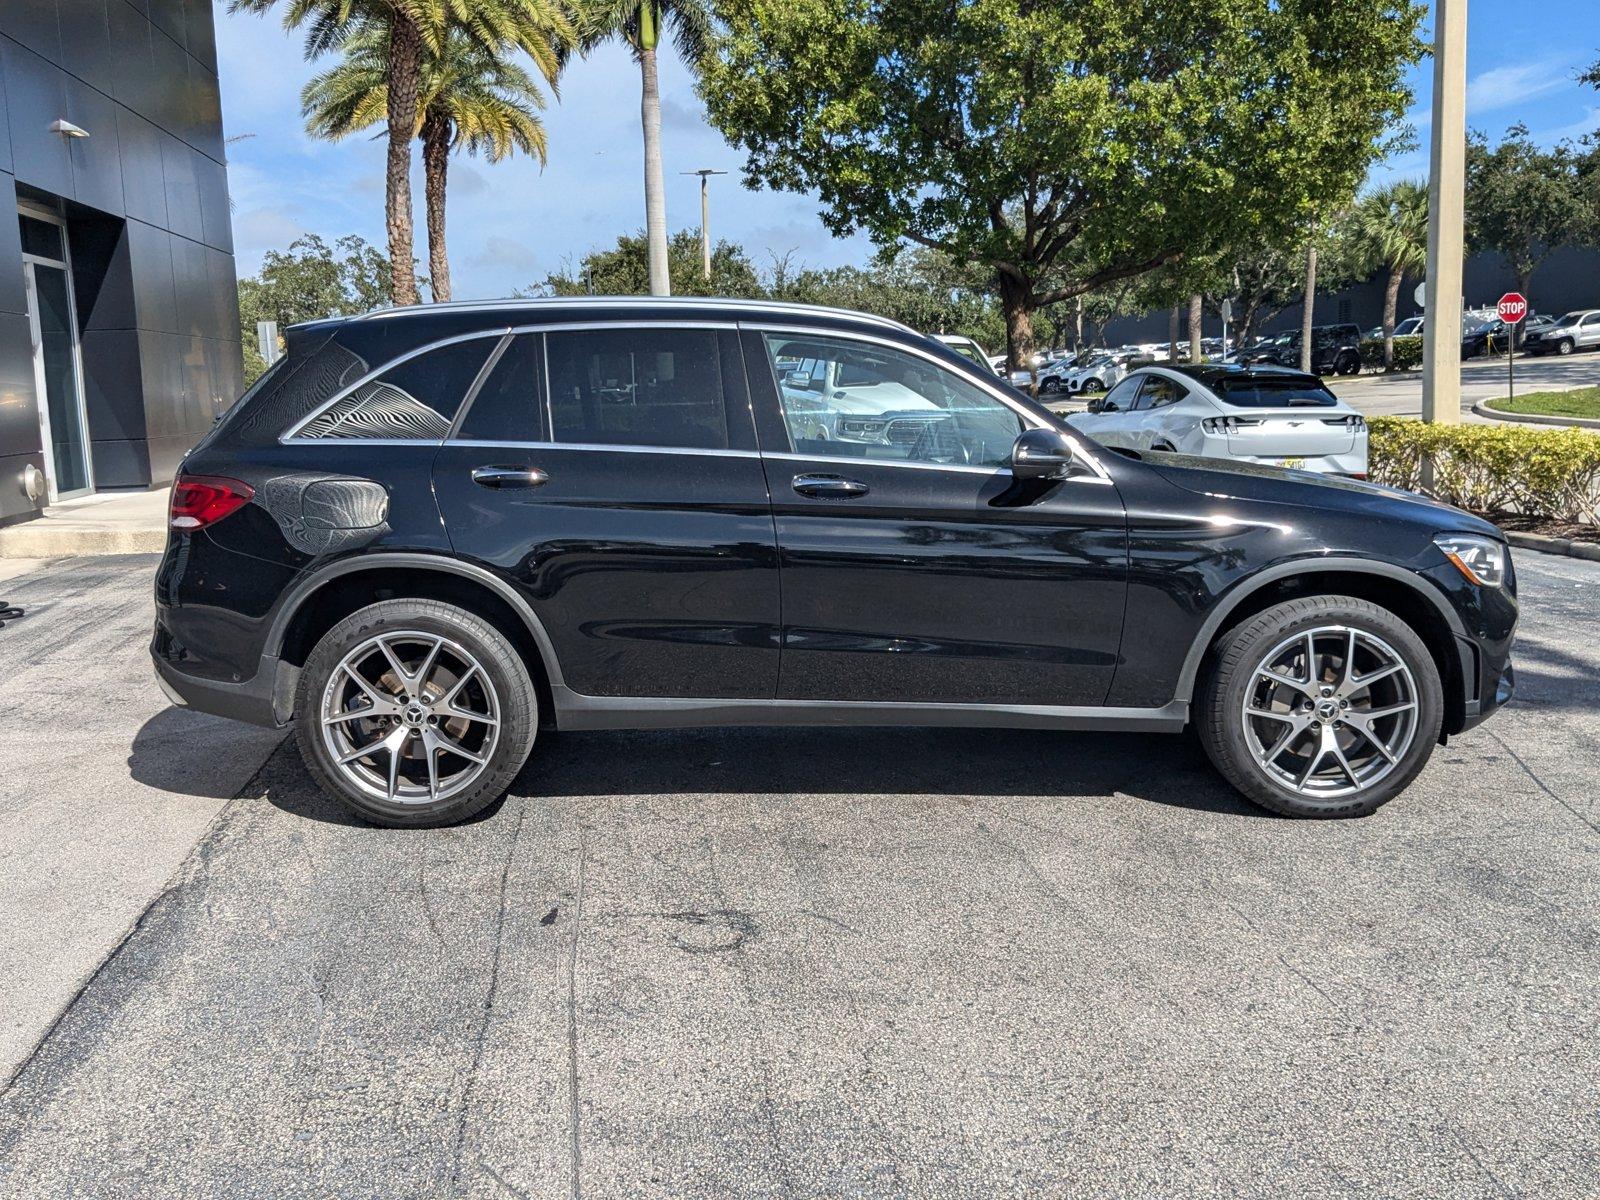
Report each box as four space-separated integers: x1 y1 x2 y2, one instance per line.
1187 294 1203 363
1168 304 1180 363
1299 233 1318 374
1382 263 1403 370
384 17 423 307
639 15 670 298
422 111 451 303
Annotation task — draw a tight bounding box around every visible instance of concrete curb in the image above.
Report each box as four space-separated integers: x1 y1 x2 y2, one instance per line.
0 527 165 558
1471 400 1600 430
1503 530 1600 563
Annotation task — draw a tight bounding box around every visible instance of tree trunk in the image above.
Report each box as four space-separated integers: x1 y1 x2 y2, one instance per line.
422 111 451 303
383 16 423 306
998 271 1034 375
1187 294 1203 363
1168 305 1180 363
1382 263 1403 370
639 31 670 297
1514 269 1532 350
1299 230 1318 373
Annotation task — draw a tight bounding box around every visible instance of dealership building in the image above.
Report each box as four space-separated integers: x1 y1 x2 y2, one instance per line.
0 0 242 528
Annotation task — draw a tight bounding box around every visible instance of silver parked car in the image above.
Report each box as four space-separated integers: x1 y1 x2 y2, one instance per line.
1522 310 1600 356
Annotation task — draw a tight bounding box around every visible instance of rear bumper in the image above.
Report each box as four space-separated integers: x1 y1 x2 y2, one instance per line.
151 648 290 729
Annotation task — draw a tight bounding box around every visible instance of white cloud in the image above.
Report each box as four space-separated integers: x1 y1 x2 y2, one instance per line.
1466 59 1576 116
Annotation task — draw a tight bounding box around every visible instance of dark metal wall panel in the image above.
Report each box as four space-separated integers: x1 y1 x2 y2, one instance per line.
125 216 176 332
0 309 44 522
63 75 125 215
1 0 62 65
0 175 26 316
2 38 72 197
86 435 150 488
114 105 167 226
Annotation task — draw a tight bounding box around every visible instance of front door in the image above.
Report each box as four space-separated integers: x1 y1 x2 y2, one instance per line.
20 209 92 501
433 324 781 700
744 328 1128 707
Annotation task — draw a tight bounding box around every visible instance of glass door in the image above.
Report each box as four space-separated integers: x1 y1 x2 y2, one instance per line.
20 208 93 501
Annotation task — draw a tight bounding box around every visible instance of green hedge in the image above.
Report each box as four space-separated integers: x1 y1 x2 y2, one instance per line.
1369 416 1600 524
1359 335 1423 371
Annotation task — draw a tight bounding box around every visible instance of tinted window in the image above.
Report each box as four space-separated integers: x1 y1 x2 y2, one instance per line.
1100 376 1141 411
1138 376 1186 409
1215 378 1338 408
546 328 726 449
762 333 1021 467
19 214 64 259
457 333 543 441
1584 314 1600 327
296 337 495 439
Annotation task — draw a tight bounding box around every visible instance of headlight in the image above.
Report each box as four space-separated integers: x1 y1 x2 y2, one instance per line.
1435 533 1507 587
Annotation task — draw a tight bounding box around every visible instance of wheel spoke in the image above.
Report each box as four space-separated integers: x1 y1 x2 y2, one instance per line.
1295 733 1331 790
438 664 480 709
1303 632 1319 687
1345 719 1399 764
343 664 399 711
1340 628 1358 688
430 729 488 765
1361 701 1417 721
1328 736 1360 786
421 730 441 801
1262 713 1313 763
1349 662 1404 692
1258 668 1312 695
376 637 411 691
414 638 444 696
440 702 499 728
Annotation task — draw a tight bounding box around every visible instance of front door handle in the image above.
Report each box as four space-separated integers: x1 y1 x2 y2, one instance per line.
792 473 869 499
471 466 549 490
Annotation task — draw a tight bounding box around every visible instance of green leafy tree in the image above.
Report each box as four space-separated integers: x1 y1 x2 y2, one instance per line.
534 228 763 296
233 0 572 305
303 21 556 301
1467 126 1589 334
699 0 1423 368
577 1 715 296
238 234 403 381
1353 180 1429 367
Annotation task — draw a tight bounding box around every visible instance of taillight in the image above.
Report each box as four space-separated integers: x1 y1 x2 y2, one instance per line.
1201 415 1262 434
170 474 253 531
1322 414 1366 430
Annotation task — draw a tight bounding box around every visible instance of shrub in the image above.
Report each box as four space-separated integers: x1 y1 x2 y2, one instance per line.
1359 335 1424 371
1368 417 1600 524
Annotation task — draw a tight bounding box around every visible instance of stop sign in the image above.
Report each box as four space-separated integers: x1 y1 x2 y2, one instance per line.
1498 292 1528 323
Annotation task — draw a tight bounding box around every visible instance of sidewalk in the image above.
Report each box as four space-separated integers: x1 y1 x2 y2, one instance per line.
0 489 168 558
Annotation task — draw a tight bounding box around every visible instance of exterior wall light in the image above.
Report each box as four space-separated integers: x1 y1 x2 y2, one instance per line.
49 119 90 139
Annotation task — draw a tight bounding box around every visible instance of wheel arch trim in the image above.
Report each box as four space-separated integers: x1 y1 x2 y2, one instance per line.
264 553 566 687
1174 556 1467 701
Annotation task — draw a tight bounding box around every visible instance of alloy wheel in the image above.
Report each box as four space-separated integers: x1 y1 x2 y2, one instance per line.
318 630 501 806
1240 625 1418 798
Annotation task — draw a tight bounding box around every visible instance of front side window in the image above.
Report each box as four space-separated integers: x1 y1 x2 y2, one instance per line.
1100 376 1141 412
296 337 495 440
761 333 1022 468
546 327 727 449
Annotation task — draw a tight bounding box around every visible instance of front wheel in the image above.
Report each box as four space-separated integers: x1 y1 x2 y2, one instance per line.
294 598 538 827
1557 338 1575 356
1196 596 1443 818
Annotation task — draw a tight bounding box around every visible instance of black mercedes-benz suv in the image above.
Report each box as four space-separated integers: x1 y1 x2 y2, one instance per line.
152 298 1516 826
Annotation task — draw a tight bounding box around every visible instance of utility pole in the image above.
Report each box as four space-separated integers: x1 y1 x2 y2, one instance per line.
682 169 728 283
1421 0 1467 426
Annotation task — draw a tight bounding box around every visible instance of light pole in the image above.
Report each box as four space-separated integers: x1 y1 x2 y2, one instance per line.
1421 0 1467 426
682 169 728 282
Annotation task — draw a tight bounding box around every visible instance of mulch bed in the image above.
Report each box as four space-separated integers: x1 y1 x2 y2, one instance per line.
1483 511 1600 546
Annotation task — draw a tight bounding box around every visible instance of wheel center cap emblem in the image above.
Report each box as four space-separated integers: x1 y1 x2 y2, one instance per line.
403 703 427 727
1317 700 1339 720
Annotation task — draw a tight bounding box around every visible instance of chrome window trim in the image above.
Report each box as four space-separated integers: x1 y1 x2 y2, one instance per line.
743 322 1114 486
280 320 738 444
351 295 916 336
447 439 761 460
445 332 513 440
762 451 1011 478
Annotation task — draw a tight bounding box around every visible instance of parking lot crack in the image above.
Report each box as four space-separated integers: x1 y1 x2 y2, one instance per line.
565 824 589 1200
1486 729 1599 837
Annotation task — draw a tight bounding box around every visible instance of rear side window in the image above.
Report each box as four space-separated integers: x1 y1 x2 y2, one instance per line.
1137 376 1186 409
546 327 727 450
1215 378 1338 408
296 337 495 440
456 333 544 441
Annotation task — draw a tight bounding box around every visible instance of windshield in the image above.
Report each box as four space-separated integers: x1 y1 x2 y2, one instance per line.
945 341 981 362
1215 377 1338 408
1394 319 1421 336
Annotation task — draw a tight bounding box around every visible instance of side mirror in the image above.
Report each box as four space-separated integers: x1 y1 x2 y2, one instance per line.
1086 397 1106 413
1011 427 1076 481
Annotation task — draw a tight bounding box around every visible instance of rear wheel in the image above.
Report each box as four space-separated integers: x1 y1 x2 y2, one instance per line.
1080 378 1105 394
294 599 538 827
1197 595 1442 818
1040 376 1061 395
1336 351 1361 376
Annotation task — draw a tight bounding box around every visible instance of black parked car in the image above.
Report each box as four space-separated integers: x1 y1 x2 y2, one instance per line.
153 298 1516 827
1237 324 1364 376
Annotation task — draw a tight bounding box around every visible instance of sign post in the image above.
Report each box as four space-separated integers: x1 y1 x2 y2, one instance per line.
1497 292 1527 407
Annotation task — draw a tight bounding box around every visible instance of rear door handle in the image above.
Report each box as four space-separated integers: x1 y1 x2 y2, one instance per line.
471 466 549 490
792 473 869 499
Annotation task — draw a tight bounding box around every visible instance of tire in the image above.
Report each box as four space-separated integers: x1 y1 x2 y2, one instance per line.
1080 378 1105 394
1196 595 1443 818
1040 377 1061 395
1337 352 1361 376
1557 338 1575 356
294 598 538 828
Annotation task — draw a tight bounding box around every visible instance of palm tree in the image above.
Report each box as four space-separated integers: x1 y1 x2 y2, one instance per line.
304 23 553 301
233 0 571 306
1355 180 1429 370
578 1 715 296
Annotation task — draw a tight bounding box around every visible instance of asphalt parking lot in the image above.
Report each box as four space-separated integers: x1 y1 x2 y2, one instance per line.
1 551 1597 1198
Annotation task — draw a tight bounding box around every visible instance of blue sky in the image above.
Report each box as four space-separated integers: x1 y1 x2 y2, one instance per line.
216 2 1600 298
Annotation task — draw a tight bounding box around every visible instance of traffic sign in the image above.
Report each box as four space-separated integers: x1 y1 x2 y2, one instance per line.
1497 292 1528 323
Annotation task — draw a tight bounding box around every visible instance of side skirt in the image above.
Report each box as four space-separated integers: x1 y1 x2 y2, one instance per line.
552 686 1189 733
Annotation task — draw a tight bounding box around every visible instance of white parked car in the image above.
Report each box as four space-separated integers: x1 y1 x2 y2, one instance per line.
1037 351 1131 396
929 333 1000 374
1064 364 1369 478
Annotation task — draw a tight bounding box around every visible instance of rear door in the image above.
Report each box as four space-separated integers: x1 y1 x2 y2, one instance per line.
432 323 781 699
745 327 1128 707
1581 313 1600 349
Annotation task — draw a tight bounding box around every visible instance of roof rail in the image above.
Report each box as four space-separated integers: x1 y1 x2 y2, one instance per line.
350 294 917 334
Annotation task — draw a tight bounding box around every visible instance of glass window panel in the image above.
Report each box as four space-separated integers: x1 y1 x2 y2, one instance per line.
546 328 727 450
